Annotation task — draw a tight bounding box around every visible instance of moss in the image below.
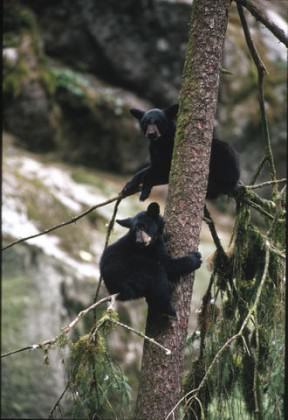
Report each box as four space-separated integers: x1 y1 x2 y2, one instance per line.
38 67 58 96
3 58 29 99
71 167 116 196
3 3 54 102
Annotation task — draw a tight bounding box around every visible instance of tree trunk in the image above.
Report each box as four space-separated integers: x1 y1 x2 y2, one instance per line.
135 1 231 419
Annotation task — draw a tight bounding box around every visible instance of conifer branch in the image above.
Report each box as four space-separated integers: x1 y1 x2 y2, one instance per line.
165 243 270 420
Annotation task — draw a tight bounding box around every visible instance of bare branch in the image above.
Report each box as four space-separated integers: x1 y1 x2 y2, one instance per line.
237 3 278 195
48 382 70 419
250 156 268 185
243 198 274 219
203 206 227 258
93 196 123 308
246 178 286 190
237 0 288 47
109 319 172 356
1 294 117 359
2 194 122 251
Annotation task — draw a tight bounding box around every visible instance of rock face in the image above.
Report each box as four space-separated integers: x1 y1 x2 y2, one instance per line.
2 135 148 418
24 0 190 105
53 78 150 173
2 243 68 419
5 80 57 152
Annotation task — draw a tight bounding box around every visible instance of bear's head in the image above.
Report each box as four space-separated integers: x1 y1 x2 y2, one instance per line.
130 104 178 141
116 202 164 247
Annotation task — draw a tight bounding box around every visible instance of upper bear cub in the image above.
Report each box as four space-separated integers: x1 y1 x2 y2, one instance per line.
100 202 202 317
122 104 240 201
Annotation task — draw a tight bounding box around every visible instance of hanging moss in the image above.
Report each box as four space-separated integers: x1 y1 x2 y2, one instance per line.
185 182 285 418
67 313 132 419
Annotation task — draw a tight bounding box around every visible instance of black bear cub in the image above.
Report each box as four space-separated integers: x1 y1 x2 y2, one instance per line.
100 202 202 317
122 104 240 201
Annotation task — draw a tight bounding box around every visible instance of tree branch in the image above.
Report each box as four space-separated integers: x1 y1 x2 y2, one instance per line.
165 243 270 420
48 381 70 419
2 195 122 251
237 0 288 47
237 3 278 196
246 178 286 190
93 196 123 309
110 319 172 356
1 294 117 358
203 207 227 258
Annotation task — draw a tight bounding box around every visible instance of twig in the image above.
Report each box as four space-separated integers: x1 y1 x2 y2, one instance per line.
165 243 270 420
48 381 70 419
198 272 216 359
243 198 273 220
62 294 118 334
109 319 172 356
204 207 238 300
237 3 278 197
266 182 286 239
1 345 39 359
237 0 288 47
250 156 268 185
246 178 286 190
253 311 261 417
93 196 123 308
203 207 226 257
2 195 122 251
1 294 117 358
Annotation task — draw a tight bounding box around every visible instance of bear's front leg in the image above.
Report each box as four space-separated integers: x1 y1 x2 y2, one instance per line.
172 251 202 275
121 166 150 197
139 183 152 201
163 251 202 278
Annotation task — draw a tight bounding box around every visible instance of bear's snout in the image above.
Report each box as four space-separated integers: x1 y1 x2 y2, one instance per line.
145 124 161 140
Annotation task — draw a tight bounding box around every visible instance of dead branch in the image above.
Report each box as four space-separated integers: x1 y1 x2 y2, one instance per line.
246 178 286 190
237 3 278 195
237 0 288 47
2 195 122 251
93 196 122 308
110 319 172 356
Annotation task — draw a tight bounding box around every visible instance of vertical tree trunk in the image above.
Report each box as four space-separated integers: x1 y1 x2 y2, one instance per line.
135 1 231 419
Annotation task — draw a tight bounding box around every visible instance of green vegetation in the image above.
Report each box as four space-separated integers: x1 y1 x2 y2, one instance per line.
184 191 285 419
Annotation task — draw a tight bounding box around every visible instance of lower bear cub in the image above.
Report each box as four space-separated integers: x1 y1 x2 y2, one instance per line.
100 202 202 317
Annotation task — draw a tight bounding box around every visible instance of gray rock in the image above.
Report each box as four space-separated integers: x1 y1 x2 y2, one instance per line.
25 0 190 105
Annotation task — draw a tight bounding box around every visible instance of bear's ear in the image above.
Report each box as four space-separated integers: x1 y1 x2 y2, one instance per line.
116 218 132 229
164 104 179 120
146 202 160 218
130 108 145 120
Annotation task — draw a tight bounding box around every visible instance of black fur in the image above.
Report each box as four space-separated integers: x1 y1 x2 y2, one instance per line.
122 104 240 201
100 202 202 317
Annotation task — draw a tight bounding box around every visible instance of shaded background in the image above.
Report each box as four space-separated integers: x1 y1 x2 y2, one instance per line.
2 0 287 418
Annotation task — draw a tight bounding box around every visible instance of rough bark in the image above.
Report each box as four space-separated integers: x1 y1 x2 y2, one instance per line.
135 1 231 419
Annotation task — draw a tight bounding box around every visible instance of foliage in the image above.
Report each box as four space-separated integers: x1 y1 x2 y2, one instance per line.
49 68 91 98
184 190 285 419
53 308 132 419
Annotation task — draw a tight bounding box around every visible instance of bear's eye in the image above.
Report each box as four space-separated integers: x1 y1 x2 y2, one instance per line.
137 223 146 231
